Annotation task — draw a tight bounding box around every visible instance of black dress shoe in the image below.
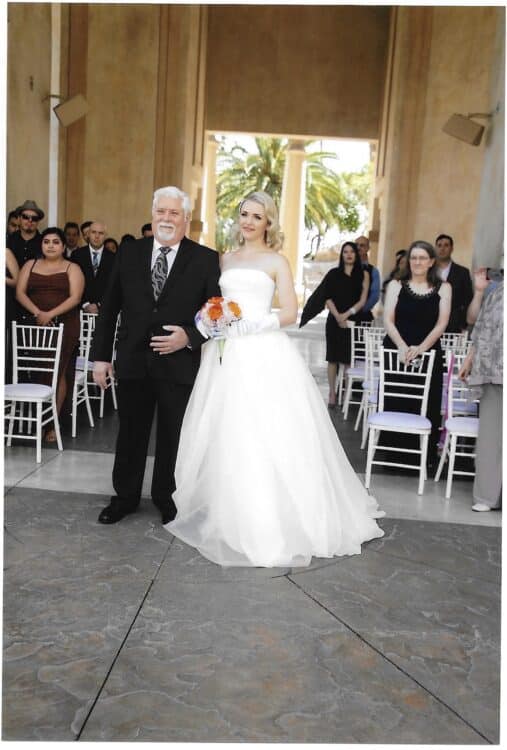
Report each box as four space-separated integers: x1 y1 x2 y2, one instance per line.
98 498 137 524
157 499 177 525
161 509 177 525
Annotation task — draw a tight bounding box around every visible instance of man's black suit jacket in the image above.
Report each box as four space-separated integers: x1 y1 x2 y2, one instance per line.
90 236 221 385
445 261 473 332
71 245 116 306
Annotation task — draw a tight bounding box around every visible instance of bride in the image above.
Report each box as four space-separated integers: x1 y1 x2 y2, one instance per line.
164 191 384 567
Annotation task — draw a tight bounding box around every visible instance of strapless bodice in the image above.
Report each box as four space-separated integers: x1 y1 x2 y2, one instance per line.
219 268 275 321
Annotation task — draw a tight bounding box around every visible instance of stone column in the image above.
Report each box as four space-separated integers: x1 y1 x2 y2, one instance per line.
375 6 433 277
47 4 62 226
154 5 208 204
472 9 505 269
279 140 307 285
201 134 219 247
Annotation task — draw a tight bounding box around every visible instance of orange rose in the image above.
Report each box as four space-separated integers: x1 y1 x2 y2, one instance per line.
228 301 241 317
208 296 224 305
208 304 223 321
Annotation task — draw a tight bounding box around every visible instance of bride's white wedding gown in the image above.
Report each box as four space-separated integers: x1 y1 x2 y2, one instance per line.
164 268 384 567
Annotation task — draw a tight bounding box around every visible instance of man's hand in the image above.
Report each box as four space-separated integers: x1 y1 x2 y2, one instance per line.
84 303 99 314
150 325 189 355
93 361 114 389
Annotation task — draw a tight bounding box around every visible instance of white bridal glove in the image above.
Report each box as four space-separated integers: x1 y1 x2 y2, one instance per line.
226 313 280 338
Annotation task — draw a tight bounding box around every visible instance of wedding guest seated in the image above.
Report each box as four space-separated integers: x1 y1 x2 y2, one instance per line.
355 235 380 321
382 249 407 300
71 221 116 314
435 233 473 332
104 237 119 254
6 209 19 240
15 227 84 441
80 221 93 246
63 221 81 258
459 278 503 511
120 233 136 247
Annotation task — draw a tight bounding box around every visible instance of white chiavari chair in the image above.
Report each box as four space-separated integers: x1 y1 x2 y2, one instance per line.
440 331 470 369
71 312 95 437
342 322 371 420
365 347 436 495
434 352 479 499
76 311 118 419
355 326 385 448
5 322 64 462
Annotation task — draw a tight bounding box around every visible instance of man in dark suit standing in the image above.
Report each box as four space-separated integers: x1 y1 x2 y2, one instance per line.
435 233 473 332
71 221 116 313
91 186 221 525
63 221 81 259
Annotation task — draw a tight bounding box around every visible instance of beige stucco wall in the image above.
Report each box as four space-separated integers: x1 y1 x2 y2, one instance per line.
7 4 501 266
472 11 505 269
78 4 160 238
7 3 52 223
60 4 207 240
375 6 502 276
412 6 499 266
206 5 390 139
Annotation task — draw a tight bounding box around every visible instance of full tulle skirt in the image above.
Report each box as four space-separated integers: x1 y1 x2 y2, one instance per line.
165 330 384 567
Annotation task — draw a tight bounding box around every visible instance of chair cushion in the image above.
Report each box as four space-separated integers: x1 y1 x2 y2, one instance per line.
76 356 94 371
348 365 365 377
361 379 378 391
5 383 53 400
368 411 431 431
452 400 478 416
445 416 479 436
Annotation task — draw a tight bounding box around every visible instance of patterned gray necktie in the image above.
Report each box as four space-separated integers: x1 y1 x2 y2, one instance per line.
152 246 171 299
92 251 100 276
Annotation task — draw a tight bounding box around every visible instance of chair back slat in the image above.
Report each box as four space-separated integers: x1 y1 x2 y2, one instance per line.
350 323 370 368
11 322 64 391
111 313 121 364
441 332 470 366
378 347 435 417
79 311 97 358
364 328 385 381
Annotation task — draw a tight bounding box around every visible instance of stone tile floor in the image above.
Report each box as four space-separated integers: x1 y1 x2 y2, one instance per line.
3 316 501 742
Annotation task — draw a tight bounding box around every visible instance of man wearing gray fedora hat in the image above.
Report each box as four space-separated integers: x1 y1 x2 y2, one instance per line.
7 200 45 267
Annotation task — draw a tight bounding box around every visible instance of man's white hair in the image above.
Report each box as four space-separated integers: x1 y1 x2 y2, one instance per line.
152 186 191 217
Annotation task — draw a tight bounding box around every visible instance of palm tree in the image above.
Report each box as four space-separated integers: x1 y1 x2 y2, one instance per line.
215 137 371 252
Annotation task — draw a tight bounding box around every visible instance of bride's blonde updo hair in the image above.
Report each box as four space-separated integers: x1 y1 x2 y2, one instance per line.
230 191 284 252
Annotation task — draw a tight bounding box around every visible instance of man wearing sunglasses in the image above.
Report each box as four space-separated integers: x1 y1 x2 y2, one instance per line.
7 200 44 267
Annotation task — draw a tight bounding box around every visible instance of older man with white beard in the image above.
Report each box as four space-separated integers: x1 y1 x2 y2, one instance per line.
91 186 221 525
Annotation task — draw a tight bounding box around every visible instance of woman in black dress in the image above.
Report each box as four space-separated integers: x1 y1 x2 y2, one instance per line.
323 242 369 408
383 240 451 466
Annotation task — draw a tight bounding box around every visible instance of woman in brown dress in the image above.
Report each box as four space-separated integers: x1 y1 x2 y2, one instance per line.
16 227 84 441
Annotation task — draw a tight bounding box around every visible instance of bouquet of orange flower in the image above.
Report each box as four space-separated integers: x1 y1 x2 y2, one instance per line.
195 296 242 363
